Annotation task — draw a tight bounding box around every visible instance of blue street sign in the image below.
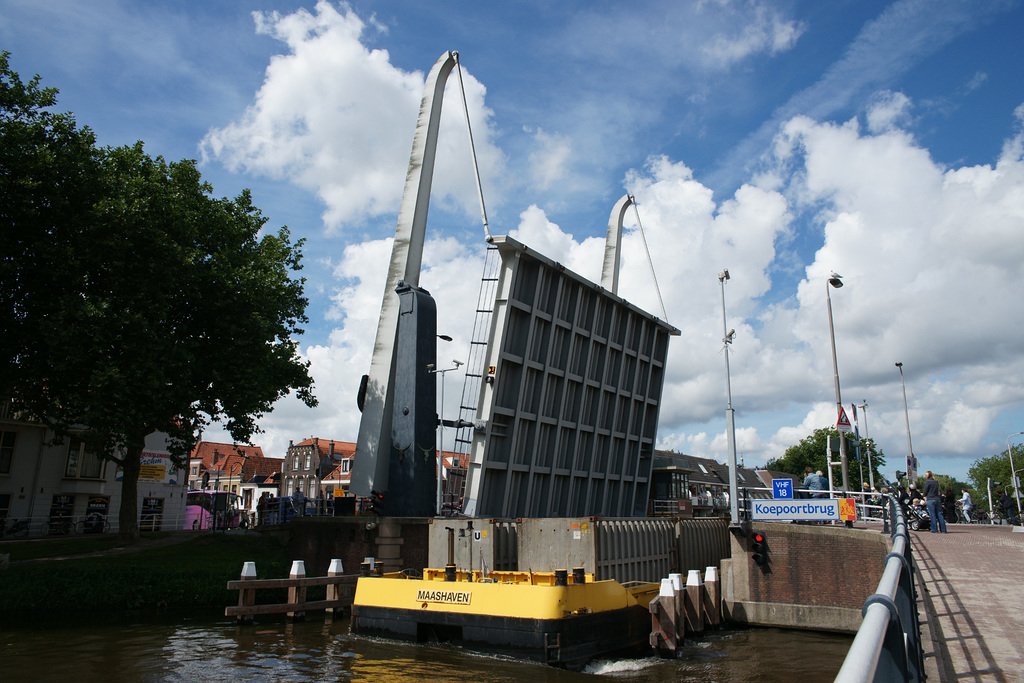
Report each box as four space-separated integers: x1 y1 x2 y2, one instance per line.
773 479 794 499
753 499 839 521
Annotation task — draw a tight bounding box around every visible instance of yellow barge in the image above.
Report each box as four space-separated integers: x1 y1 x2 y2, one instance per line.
351 567 659 668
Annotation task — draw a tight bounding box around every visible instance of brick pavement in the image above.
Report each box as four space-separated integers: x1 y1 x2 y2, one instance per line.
912 523 1024 682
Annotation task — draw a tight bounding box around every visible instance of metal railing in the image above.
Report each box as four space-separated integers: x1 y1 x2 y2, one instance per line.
835 496 924 682
739 486 889 523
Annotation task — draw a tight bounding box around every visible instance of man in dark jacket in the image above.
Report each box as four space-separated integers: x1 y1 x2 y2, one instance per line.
923 471 946 533
997 489 1020 525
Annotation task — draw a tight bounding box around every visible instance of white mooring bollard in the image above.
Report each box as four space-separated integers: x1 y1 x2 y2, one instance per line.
669 573 684 643
288 560 307 622
649 577 680 654
685 569 704 634
326 559 345 615
703 566 721 627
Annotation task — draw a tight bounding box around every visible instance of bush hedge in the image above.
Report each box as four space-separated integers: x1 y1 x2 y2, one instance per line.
0 532 293 613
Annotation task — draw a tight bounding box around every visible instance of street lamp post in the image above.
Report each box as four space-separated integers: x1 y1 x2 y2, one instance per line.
988 478 1000 525
427 359 463 516
826 272 850 493
718 269 739 527
895 362 916 481
1006 431 1023 518
859 401 874 491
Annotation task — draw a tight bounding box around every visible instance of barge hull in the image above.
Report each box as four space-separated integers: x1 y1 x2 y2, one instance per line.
351 603 651 667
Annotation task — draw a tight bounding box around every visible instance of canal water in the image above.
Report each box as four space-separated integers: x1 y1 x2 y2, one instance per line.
2 609 851 682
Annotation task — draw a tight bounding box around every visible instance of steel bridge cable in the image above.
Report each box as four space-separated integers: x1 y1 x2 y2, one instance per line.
629 195 670 323
453 52 492 242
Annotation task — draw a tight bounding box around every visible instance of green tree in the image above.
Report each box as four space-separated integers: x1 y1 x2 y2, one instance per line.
765 427 886 492
1 55 317 540
967 447 1022 509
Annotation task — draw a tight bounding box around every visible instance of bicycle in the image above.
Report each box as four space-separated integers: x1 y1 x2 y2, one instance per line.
48 517 74 535
74 515 111 534
0 517 31 538
955 501 977 524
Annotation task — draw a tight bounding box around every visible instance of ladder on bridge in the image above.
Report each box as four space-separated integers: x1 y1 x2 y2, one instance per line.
442 242 501 514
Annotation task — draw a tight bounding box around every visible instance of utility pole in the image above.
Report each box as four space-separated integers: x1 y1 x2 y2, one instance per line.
859 401 873 490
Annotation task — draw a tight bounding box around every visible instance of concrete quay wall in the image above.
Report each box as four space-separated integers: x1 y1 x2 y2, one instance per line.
721 522 890 633
285 516 431 577
284 516 731 583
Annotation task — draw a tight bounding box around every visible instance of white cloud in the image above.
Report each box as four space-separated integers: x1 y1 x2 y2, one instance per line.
526 127 573 192
201 1 504 232
701 2 805 67
865 91 913 134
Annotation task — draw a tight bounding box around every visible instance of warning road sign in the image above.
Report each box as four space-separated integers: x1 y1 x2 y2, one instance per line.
836 405 852 433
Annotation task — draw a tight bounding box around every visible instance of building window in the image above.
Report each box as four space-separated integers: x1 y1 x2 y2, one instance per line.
191 465 198 476
304 451 311 469
0 431 14 475
292 455 299 470
65 438 105 479
341 459 351 473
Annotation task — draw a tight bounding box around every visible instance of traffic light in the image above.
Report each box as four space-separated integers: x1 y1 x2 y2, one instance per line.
369 490 385 515
751 531 768 566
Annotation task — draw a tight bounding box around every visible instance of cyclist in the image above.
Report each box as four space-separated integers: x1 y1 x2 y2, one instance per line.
997 489 1020 525
959 489 973 523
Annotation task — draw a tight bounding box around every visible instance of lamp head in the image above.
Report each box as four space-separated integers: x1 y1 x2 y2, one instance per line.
452 360 464 368
895 362 903 369
725 329 735 343
718 269 730 282
828 271 843 288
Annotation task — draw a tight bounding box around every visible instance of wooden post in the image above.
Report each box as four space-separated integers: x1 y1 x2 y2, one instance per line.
685 569 704 634
703 565 721 627
669 572 684 644
326 559 344 615
236 561 257 624
649 578 679 655
287 560 306 622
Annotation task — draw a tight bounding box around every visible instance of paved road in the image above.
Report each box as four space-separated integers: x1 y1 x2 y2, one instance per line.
913 524 1024 682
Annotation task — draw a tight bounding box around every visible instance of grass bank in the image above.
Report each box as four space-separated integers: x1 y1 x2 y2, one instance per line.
0 531 292 614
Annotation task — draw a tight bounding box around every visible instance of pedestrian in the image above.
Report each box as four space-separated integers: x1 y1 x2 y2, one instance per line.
923 471 947 533
909 483 923 507
257 492 268 526
959 489 973 523
804 467 828 498
942 487 956 523
293 487 306 516
996 489 1019 525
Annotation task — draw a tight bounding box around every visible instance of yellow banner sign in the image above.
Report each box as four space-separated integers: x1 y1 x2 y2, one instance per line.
139 464 167 480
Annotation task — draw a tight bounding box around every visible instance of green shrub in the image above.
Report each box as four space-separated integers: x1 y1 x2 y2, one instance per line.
0 533 291 613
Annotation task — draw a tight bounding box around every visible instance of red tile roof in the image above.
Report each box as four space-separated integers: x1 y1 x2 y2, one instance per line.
191 441 265 464
190 441 282 481
289 438 356 459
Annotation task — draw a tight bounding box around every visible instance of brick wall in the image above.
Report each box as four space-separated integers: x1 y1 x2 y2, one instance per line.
723 521 891 631
745 522 887 608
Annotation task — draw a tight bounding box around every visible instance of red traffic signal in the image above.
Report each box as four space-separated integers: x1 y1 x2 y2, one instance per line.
751 531 768 566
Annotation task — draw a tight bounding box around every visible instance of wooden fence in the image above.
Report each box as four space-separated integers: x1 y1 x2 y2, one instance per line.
225 559 357 623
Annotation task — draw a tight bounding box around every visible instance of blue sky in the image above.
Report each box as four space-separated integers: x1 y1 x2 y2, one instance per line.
4 0 1024 483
